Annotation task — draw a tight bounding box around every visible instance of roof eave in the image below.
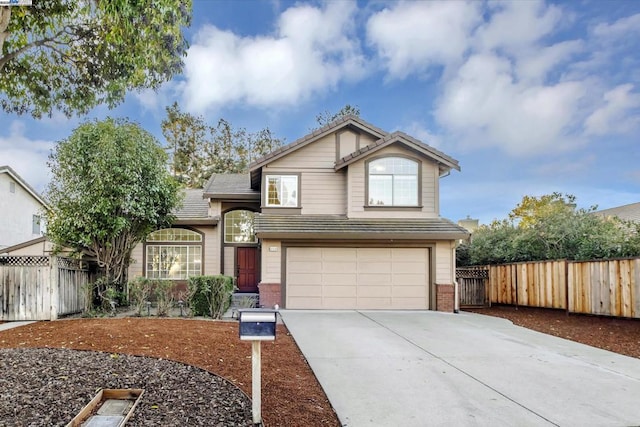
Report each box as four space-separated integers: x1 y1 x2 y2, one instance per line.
203 192 260 201
255 231 469 240
174 218 219 226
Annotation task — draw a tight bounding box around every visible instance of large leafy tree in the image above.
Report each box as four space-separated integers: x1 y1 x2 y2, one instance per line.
160 103 283 187
45 118 181 288
0 0 191 118
459 193 640 266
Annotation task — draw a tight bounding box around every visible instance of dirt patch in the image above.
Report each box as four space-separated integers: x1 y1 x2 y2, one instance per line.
465 305 640 359
0 318 340 427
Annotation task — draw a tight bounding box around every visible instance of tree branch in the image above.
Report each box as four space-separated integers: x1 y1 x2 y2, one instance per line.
0 6 10 56
0 26 70 70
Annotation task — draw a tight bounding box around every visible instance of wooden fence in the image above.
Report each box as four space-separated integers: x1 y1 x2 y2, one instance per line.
0 256 91 321
456 266 489 306
472 257 640 318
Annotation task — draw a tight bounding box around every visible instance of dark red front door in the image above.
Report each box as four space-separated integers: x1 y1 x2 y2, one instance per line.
237 247 258 293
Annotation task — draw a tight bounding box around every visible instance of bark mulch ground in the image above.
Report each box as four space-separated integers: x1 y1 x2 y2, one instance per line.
0 318 340 427
465 305 640 359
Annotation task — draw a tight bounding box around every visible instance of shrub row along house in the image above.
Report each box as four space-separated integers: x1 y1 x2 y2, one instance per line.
128 116 469 311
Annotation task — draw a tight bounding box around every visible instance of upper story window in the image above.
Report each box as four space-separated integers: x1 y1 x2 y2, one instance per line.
224 210 256 243
266 175 298 207
368 157 419 206
145 228 202 280
32 215 41 235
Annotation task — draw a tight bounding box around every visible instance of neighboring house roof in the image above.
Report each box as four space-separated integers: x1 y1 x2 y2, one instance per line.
174 188 218 225
254 214 470 240
593 202 640 222
335 131 460 175
0 236 48 255
203 173 259 200
0 165 48 208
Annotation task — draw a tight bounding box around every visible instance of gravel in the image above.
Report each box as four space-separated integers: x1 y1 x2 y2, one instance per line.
0 348 252 426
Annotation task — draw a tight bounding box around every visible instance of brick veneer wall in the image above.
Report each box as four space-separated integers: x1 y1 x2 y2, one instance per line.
436 284 455 312
258 282 281 308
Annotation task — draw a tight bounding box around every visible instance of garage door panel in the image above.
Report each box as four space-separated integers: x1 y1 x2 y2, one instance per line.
357 261 391 274
358 286 392 298
288 284 322 297
323 297 358 309
288 273 322 286
392 274 426 286
286 247 430 309
323 262 357 274
322 286 357 297
322 273 357 286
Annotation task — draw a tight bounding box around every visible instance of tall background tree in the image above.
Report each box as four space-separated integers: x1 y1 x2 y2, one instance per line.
160 103 283 187
315 104 360 128
0 0 191 117
45 118 181 293
458 193 640 266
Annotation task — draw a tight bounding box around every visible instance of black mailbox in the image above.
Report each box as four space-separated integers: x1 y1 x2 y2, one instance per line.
238 309 277 341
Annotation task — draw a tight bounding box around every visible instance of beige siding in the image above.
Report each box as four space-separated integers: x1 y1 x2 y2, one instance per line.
2 240 54 256
223 246 234 277
267 134 336 170
338 130 357 159
435 241 454 284
128 243 144 280
209 200 221 217
347 145 438 218
261 239 281 283
301 171 346 215
202 226 220 275
359 133 377 148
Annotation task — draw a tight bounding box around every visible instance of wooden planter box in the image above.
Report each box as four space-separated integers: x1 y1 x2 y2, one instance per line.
66 389 144 427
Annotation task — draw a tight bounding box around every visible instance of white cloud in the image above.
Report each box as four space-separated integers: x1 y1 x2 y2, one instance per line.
403 122 443 149
0 121 54 193
366 1 481 78
593 13 640 38
180 2 366 112
435 53 585 155
584 84 640 136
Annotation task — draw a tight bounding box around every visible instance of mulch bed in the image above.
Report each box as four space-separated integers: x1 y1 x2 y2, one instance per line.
0 318 340 427
465 305 640 359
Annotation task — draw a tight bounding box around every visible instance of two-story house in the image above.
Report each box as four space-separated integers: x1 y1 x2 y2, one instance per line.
129 116 469 311
0 166 48 251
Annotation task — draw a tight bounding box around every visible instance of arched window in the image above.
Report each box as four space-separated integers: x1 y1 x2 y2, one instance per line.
368 157 419 206
224 210 256 243
145 228 202 279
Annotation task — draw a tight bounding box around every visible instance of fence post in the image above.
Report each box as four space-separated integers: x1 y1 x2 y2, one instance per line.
50 256 59 320
565 260 570 317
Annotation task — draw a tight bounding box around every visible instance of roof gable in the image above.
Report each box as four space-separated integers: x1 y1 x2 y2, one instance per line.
248 115 388 189
335 132 460 175
0 165 48 208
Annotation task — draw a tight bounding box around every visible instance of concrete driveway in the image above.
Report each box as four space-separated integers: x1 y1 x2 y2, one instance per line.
280 310 640 427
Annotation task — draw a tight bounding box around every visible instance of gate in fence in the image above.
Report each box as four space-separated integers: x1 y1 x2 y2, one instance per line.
456 266 489 307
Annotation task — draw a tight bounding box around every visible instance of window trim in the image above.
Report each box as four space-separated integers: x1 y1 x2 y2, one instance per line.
365 155 422 208
143 227 204 280
263 173 301 208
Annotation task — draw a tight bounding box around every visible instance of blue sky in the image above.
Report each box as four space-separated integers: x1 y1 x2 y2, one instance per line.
1 0 639 224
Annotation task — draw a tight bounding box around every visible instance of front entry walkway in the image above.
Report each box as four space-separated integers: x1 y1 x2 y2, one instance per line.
280 310 640 427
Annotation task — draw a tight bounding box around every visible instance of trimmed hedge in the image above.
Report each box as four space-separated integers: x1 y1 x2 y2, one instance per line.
187 275 234 319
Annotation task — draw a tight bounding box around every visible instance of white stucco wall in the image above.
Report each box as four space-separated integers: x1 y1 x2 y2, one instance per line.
0 173 46 248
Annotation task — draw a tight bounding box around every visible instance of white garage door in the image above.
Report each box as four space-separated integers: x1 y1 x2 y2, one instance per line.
286 247 429 309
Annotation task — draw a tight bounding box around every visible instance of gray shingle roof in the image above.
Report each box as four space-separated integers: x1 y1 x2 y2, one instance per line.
254 214 469 240
174 188 210 219
593 202 640 222
203 174 260 199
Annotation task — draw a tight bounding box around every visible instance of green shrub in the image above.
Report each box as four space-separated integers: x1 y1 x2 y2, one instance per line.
187 275 234 319
129 277 154 316
154 280 174 317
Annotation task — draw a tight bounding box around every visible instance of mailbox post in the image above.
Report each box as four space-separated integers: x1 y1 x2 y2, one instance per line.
238 309 277 425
